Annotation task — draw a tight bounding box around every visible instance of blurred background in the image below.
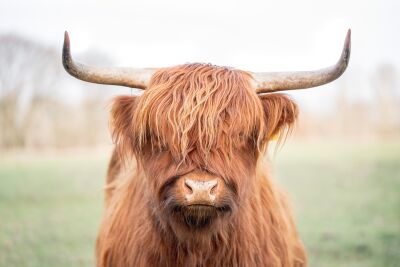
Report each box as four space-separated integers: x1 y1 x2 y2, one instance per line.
0 0 399 266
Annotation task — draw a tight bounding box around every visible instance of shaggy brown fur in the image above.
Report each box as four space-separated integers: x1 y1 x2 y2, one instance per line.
96 63 306 267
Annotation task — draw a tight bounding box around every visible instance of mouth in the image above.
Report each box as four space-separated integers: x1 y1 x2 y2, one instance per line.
172 204 231 229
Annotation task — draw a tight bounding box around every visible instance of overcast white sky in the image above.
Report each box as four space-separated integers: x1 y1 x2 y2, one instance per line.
1 0 399 111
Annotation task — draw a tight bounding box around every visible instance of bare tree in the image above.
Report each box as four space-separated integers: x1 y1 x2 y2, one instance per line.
0 34 62 148
372 63 400 137
0 33 120 149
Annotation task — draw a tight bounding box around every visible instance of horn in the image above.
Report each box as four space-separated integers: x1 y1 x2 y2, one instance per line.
252 29 351 93
62 31 155 89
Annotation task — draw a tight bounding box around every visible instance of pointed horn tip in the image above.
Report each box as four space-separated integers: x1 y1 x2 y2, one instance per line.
342 28 351 65
62 31 72 70
345 29 351 47
63 31 70 46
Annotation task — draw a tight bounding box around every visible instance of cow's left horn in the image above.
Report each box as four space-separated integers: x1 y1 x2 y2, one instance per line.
252 29 351 93
62 31 155 89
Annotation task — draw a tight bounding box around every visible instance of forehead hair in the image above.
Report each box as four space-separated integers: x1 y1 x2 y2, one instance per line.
131 63 267 162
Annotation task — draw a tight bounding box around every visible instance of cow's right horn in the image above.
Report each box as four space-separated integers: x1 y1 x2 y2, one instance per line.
251 29 351 93
62 31 156 89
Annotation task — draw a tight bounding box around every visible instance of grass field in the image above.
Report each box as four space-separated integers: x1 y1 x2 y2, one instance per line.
0 141 399 267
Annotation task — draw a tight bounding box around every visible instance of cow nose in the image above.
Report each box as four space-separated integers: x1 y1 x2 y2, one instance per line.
184 179 218 203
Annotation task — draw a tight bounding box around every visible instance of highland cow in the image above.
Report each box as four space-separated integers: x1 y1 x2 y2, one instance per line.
62 30 351 267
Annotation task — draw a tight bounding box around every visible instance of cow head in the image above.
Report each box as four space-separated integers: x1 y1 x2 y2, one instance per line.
62 30 350 239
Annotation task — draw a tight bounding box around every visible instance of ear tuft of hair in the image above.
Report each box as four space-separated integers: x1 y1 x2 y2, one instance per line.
110 96 138 159
259 93 299 144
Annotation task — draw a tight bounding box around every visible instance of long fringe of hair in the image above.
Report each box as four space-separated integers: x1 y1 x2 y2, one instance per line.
130 63 267 162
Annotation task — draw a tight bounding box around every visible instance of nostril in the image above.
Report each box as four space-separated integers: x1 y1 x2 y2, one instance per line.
210 183 218 195
184 180 193 194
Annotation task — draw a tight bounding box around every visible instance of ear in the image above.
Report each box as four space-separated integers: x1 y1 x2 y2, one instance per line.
259 94 298 141
110 96 138 152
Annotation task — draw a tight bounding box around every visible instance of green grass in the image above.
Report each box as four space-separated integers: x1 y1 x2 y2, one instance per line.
0 153 107 267
272 140 400 267
1 141 399 267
